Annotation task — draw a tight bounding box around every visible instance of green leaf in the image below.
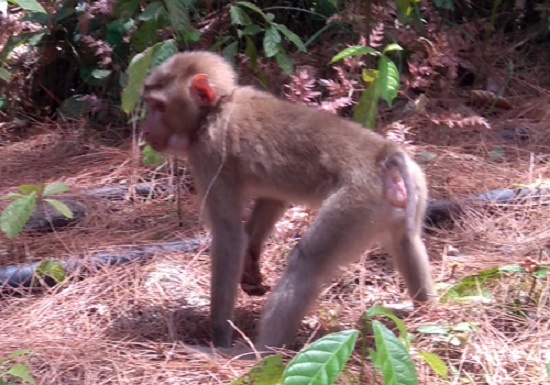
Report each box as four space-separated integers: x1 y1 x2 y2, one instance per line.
183 28 200 42
245 36 269 88
330 46 379 64
142 144 165 166
122 47 154 114
263 25 281 57
114 0 140 19
222 41 239 66
0 349 31 365
58 95 92 119
546 363 550 379
498 265 525 273
0 32 42 62
275 50 293 75
372 320 418 385
0 192 36 238
165 0 190 35
230 5 251 26
18 184 42 195
282 330 359 385
130 20 159 52
418 351 448 379
6 363 36 385
416 325 450 335
382 43 403 54
43 181 69 196
369 347 379 369
22 11 47 25
395 0 413 17
106 21 125 51
440 267 512 303
1 193 24 200
52 5 74 24
376 56 400 107
27 31 45 48
0 67 11 82
353 79 379 129
236 1 268 21
91 69 112 80
44 199 73 219
245 36 259 70
230 354 284 385
433 0 454 11
151 39 178 69
361 68 378 83
36 260 66 284
441 282 492 303
272 23 306 52
364 306 408 342
243 24 263 36
9 0 45 14
451 322 478 333
139 2 163 21
532 266 548 279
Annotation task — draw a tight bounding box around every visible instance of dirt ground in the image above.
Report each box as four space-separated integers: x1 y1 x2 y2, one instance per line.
1 88 550 384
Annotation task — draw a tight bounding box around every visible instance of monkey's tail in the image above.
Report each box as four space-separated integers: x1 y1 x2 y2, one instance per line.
385 151 418 234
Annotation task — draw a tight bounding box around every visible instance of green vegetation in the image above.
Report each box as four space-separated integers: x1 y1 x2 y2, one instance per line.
231 306 448 385
0 349 36 385
0 181 72 238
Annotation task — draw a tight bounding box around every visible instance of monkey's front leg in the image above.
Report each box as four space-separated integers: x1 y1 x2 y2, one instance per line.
207 195 248 348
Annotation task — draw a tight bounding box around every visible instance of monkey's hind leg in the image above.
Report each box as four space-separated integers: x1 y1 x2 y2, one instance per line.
241 199 287 296
256 191 378 349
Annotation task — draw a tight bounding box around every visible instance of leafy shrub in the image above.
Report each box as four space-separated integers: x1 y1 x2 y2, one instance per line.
0 181 72 238
0 0 198 121
0 349 36 385
231 306 447 385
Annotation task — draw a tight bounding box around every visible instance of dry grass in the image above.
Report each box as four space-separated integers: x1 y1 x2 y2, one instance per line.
0 100 549 384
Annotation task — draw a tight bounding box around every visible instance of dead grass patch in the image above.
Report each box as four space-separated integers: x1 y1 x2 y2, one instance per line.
0 107 549 384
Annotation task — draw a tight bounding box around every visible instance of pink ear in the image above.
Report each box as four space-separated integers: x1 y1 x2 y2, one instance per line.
190 74 216 107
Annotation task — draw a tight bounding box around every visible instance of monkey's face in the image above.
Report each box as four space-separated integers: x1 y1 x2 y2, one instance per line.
140 67 198 155
140 60 218 156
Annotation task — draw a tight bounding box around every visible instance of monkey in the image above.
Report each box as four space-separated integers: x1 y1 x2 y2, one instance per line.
140 50 435 352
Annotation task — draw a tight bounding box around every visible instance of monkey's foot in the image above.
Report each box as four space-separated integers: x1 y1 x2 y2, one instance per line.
240 281 271 296
241 255 271 296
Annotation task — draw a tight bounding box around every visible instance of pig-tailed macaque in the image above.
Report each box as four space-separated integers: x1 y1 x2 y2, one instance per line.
140 51 435 352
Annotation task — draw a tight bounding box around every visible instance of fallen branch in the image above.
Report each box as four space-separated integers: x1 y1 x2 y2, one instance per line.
424 183 550 225
0 237 208 292
22 183 169 233
23 179 550 233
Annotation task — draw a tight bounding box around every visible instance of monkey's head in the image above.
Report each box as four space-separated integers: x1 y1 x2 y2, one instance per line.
140 51 237 155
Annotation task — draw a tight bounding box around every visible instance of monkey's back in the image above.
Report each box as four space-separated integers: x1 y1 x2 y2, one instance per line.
201 86 401 205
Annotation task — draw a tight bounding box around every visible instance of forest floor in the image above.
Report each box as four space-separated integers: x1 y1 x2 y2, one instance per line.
1 48 550 385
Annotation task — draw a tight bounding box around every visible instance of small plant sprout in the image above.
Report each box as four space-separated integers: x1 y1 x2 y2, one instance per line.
0 180 73 238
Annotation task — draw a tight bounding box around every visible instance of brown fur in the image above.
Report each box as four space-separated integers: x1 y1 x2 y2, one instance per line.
141 51 435 351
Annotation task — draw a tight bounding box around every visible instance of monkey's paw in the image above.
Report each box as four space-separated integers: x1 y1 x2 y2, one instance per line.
240 281 271 296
